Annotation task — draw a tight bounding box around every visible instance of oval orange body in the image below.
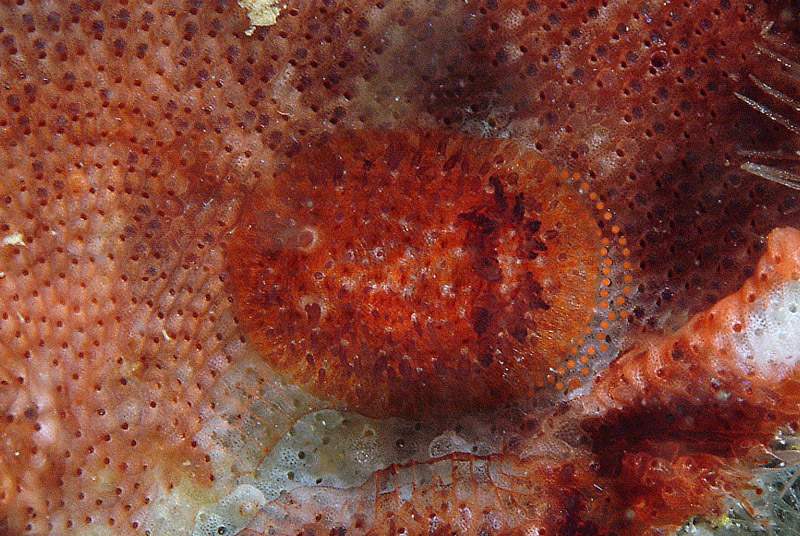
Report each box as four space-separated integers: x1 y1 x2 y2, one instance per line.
226 130 602 417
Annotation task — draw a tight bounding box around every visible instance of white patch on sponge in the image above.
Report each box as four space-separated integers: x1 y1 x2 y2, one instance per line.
737 280 800 379
191 484 266 536
1 231 25 246
238 409 499 505
238 0 283 35
703 228 800 382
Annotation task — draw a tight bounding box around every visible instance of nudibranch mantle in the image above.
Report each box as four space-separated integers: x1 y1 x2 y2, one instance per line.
226 130 607 417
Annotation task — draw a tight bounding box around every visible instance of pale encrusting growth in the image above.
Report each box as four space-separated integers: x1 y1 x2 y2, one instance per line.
237 0 284 35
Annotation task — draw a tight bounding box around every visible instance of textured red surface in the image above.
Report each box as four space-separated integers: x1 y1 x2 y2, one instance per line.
227 130 604 417
0 1 799 535
245 228 800 536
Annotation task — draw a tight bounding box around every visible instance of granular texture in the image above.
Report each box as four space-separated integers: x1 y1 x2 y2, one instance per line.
0 1 799 535
239 228 800 536
227 130 609 417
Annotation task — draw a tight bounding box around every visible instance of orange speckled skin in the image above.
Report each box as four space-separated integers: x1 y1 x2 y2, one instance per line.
227 130 602 417
0 0 799 535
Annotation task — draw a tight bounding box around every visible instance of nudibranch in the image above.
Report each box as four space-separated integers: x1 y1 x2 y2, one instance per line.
226 130 617 417
1 0 799 535
234 227 800 536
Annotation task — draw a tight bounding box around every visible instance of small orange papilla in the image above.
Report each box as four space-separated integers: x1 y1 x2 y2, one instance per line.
226 130 601 417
